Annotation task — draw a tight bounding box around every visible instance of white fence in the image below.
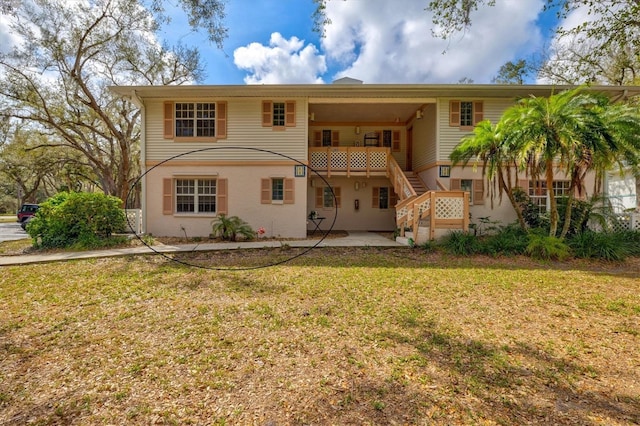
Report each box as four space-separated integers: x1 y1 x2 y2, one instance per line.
124 209 143 234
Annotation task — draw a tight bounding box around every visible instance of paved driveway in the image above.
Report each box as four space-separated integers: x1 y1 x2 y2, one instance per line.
0 221 29 242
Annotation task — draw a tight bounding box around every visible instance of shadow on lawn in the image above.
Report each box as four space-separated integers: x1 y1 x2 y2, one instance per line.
361 322 640 424
168 247 640 278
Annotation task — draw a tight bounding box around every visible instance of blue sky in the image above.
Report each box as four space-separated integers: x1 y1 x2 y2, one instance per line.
0 0 565 85
164 0 563 85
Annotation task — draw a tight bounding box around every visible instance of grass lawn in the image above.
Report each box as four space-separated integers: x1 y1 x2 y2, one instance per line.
1 247 639 425
0 215 16 223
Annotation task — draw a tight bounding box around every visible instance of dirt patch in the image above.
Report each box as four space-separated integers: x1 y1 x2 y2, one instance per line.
153 230 350 245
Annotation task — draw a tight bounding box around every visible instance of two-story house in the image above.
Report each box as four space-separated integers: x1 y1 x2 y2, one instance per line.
110 81 637 241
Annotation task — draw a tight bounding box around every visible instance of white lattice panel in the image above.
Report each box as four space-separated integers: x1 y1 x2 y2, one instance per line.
310 152 327 169
330 151 348 169
370 152 387 169
435 197 464 219
351 152 368 170
417 198 431 217
403 184 413 198
397 205 409 220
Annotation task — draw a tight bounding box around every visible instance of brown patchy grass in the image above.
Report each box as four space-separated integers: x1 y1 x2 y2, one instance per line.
0 248 639 425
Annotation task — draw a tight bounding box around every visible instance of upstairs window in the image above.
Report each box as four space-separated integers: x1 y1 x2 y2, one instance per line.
175 103 216 137
262 100 296 129
449 100 483 128
272 102 286 127
381 130 401 151
312 130 339 147
164 101 227 140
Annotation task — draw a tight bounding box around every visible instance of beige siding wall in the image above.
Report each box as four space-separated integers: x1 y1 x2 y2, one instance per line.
145 98 308 162
307 176 397 231
437 98 514 162
411 103 437 172
146 164 307 238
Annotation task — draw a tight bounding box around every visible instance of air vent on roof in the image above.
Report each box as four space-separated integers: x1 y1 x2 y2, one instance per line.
332 77 364 84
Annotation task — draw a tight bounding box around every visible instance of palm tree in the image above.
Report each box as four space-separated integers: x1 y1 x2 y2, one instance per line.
500 88 606 237
211 214 255 242
452 88 640 239
450 120 528 230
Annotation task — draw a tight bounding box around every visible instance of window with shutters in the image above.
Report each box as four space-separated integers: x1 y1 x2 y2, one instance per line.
381 130 402 152
449 100 483 128
261 178 295 204
262 100 296 129
315 186 341 208
450 178 484 205
164 101 226 140
372 187 397 209
175 179 217 214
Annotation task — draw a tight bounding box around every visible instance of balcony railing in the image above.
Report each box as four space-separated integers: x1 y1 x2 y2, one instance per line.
308 147 389 177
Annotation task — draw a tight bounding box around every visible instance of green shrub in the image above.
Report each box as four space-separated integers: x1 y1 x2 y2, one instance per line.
619 230 640 256
211 214 255 242
568 231 634 261
525 234 570 261
27 192 126 249
479 224 529 256
442 231 480 256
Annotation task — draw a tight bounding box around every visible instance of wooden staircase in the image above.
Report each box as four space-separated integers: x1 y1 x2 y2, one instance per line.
387 157 468 243
403 172 428 195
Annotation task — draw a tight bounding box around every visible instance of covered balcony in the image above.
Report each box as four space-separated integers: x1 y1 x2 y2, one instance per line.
308 146 390 178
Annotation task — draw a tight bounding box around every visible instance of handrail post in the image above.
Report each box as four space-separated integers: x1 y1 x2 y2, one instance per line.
430 192 436 241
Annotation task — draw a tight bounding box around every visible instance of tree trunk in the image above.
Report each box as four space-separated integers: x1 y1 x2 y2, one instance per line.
546 160 559 237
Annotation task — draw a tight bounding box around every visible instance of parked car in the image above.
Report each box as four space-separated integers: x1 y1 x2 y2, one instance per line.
17 203 39 230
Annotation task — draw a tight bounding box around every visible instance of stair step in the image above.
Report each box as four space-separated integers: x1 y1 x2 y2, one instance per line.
404 174 428 195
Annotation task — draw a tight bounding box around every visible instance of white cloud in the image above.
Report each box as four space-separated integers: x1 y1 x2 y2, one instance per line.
322 0 545 83
233 32 327 84
0 13 21 54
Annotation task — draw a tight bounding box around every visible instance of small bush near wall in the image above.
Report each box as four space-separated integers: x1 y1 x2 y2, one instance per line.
434 226 640 261
27 192 126 249
568 231 637 261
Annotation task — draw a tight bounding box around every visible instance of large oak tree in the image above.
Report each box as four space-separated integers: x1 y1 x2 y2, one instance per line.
0 0 226 203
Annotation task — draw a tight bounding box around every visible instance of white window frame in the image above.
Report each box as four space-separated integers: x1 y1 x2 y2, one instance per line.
175 102 216 138
460 179 474 203
459 101 474 127
272 102 286 127
271 178 284 203
529 180 571 213
175 178 217 214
